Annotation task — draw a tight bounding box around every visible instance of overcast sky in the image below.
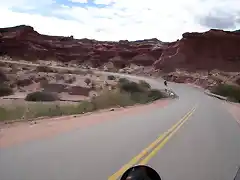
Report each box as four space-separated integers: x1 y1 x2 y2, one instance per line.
0 0 239 41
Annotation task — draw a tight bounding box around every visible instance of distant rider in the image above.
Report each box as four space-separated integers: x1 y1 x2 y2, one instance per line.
164 80 168 93
164 80 167 87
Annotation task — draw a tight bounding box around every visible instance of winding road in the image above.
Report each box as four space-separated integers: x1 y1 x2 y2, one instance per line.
1 61 240 180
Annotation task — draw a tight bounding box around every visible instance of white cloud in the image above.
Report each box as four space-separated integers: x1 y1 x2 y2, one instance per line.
0 0 54 8
68 0 88 3
93 0 114 5
0 0 239 42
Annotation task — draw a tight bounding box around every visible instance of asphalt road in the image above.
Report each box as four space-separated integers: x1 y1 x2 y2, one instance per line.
1 69 240 180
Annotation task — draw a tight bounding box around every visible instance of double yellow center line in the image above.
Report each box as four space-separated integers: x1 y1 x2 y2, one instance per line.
109 105 198 180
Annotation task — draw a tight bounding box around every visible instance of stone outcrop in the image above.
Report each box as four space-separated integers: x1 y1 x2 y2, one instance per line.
1 25 240 74
154 29 240 72
0 25 164 67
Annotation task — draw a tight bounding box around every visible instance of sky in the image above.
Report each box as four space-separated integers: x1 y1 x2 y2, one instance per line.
0 0 240 41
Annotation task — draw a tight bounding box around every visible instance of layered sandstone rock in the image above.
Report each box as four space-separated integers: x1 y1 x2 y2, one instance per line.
0 25 164 67
1 25 240 74
154 29 240 72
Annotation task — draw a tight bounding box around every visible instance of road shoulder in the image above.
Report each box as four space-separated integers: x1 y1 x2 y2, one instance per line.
0 99 170 148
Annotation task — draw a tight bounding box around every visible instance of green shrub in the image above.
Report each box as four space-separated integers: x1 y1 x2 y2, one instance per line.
212 84 240 102
129 90 164 104
118 78 129 84
25 91 59 102
84 78 91 86
107 75 116 80
119 81 144 93
0 84 13 97
139 80 151 89
36 66 55 73
147 89 165 101
130 92 149 104
0 78 166 121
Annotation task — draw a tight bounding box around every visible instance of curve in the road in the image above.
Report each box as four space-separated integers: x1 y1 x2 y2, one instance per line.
0 60 240 180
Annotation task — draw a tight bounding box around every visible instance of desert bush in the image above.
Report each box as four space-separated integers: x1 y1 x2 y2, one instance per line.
36 66 55 73
107 75 116 80
9 83 17 88
55 74 65 81
25 91 59 102
129 89 164 104
0 84 13 97
22 66 30 70
130 92 149 104
0 78 166 121
139 80 151 89
118 78 129 84
118 81 144 93
211 84 240 102
84 78 91 86
64 76 76 84
147 89 165 101
16 78 33 87
91 89 134 109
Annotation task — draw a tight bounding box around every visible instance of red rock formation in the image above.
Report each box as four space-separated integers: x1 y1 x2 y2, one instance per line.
1 25 240 72
154 29 240 72
0 25 164 67
130 54 155 66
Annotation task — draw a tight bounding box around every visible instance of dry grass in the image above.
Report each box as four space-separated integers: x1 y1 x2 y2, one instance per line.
0 80 167 122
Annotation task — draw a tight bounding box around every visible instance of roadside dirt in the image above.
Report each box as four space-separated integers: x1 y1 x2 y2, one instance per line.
0 99 170 148
224 102 240 125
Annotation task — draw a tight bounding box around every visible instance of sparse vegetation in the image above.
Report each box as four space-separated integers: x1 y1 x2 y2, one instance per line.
0 84 13 97
64 76 76 84
211 84 240 103
139 80 151 89
0 57 177 124
118 81 144 93
0 69 168 121
84 78 91 86
91 89 134 109
118 79 166 104
36 66 55 73
25 91 59 102
16 78 33 87
147 89 165 101
55 74 65 81
118 77 129 84
107 75 116 80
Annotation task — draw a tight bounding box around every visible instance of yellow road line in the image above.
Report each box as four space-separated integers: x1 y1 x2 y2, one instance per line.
108 105 197 180
139 107 197 165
